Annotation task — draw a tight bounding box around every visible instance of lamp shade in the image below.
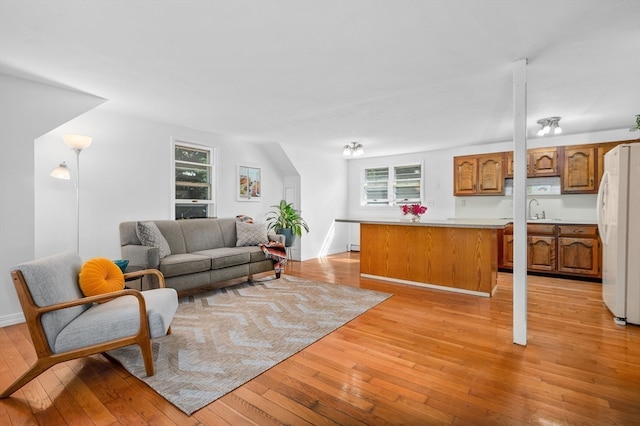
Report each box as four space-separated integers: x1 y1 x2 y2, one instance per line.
50 162 71 180
63 134 92 150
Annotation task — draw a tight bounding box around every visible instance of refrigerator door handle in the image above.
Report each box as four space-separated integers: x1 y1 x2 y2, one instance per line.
597 170 610 244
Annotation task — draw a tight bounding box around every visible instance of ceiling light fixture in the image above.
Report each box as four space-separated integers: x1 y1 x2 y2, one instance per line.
536 117 562 136
342 142 364 157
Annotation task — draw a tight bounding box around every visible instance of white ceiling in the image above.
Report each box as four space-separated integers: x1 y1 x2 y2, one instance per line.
1 0 639 158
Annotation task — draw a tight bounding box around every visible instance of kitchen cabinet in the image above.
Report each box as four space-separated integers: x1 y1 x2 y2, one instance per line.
453 153 504 195
504 148 559 178
456 139 635 197
501 223 601 280
453 156 477 195
527 224 556 272
557 225 600 277
597 142 622 189
529 148 559 177
562 145 596 193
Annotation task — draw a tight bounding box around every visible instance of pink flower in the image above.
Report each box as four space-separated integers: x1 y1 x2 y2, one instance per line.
400 203 427 216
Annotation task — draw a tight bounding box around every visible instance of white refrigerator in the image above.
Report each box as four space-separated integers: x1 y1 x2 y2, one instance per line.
597 143 640 325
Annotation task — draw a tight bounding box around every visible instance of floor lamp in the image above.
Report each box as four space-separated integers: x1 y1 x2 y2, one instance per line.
50 134 92 253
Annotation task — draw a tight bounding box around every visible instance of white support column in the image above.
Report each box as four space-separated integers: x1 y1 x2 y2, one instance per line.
512 59 528 345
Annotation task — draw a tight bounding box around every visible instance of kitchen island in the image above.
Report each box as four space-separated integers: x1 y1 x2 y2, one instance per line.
336 218 507 297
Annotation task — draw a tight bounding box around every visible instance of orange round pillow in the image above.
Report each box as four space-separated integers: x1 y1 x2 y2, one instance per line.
79 257 125 297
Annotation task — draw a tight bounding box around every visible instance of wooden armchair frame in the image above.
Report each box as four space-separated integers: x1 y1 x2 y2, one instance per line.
1 268 169 399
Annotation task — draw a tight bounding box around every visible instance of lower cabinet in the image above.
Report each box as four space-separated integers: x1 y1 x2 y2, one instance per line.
557 225 601 277
528 236 556 272
501 223 601 279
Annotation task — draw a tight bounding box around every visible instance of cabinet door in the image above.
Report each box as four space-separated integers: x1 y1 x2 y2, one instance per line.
454 157 477 195
563 146 596 193
557 237 600 276
477 154 504 194
530 148 558 177
528 236 556 272
597 142 619 191
502 234 514 268
505 151 514 178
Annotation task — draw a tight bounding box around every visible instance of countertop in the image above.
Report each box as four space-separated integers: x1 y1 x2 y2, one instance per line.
335 218 509 229
335 218 598 228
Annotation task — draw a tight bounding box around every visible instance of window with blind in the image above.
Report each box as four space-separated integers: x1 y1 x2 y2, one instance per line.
361 163 423 206
173 141 216 219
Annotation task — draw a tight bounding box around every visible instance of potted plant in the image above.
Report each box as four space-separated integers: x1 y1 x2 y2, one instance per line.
265 199 309 247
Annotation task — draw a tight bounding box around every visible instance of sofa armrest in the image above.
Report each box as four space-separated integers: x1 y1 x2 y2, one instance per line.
268 233 286 245
121 244 160 269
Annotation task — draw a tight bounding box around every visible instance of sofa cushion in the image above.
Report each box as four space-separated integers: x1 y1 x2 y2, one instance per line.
236 221 268 246
158 253 211 278
54 288 178 353
193 248 251 270
180 218 225 252
136 221 171 258
154 221 187 255
242 246 269 263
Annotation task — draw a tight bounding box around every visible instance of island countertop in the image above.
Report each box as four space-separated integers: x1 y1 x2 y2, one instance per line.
335 218 598 227
335 218 509 229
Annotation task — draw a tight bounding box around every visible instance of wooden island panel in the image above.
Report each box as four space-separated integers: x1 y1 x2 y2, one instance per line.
360 223 498 296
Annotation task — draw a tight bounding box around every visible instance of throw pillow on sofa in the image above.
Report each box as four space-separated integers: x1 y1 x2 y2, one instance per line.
236 221 268 246
136 221 171 258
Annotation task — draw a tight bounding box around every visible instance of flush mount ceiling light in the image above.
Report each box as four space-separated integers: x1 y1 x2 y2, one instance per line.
536 117 562 136
342 142 364 157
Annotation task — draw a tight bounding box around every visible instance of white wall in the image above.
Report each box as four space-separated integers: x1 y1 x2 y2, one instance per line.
280 142 350 260
34 108 272 259
0 73 105 326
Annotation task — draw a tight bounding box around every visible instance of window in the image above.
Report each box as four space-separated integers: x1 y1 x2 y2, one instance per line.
361 163 423 206
393 164 422 204
173 141 215 219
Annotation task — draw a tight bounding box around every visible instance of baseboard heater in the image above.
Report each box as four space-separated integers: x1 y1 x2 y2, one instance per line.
349 244 360 252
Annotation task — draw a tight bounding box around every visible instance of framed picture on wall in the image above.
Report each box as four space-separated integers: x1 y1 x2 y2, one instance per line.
237 165 261 201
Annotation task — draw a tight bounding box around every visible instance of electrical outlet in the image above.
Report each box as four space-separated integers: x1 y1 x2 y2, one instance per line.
461 199 466 207
427 199 435 207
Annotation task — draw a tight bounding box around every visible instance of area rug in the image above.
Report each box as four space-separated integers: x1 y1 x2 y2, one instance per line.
107 275 391 415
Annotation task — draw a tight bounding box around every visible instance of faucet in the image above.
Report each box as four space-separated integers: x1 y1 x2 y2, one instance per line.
528 198 539 219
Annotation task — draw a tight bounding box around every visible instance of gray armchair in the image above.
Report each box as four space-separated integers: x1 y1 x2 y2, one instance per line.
1 251 178 398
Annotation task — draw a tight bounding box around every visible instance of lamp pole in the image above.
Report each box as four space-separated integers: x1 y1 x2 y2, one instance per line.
73 147 82 253
60 134 92 254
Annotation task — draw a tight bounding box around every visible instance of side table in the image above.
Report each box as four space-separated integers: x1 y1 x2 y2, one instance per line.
124 265 145 290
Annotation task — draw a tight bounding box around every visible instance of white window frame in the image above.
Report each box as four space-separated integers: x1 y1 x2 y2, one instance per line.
360 161 424 207
172 138 217 219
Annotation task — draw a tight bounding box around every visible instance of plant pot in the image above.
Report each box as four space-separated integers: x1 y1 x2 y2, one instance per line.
277 228 295 247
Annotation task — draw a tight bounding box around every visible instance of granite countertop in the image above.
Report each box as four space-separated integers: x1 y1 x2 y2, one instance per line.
335 218 598 228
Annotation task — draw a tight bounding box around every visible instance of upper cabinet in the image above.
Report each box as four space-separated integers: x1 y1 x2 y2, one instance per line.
505 147 558 178
530 148 559 177
562 145 596 193
454 153 504 195
457 139 638 196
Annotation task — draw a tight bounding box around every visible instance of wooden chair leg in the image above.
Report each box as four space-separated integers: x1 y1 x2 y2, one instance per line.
0 358 58 398
139 340 155 377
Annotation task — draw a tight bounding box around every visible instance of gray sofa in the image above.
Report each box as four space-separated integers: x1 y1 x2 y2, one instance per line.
119 218 284 293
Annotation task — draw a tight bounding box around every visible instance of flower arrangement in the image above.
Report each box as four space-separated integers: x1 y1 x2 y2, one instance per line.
401 203 428 222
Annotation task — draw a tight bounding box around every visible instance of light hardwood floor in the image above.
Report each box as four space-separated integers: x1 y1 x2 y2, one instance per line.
1 252 638 425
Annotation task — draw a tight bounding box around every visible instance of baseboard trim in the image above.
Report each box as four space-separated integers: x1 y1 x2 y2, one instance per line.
0 312 25 328
360 273 492 298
